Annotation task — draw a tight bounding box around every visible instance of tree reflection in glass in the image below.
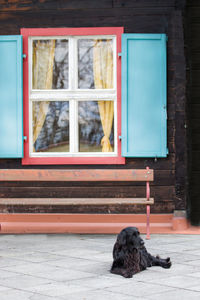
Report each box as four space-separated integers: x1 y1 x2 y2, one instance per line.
32 39 69 90
78 101 114 152
32 101 69 152
78 39 113 89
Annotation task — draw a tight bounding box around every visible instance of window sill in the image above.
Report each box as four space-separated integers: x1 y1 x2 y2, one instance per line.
22 156 125 165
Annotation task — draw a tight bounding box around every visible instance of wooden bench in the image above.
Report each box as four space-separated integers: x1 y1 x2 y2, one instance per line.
0 167 154 238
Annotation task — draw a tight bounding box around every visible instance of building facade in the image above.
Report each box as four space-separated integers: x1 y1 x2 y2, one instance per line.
1 0 196 232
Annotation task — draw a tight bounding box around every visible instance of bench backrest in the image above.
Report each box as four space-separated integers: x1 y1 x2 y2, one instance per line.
0 169 154 182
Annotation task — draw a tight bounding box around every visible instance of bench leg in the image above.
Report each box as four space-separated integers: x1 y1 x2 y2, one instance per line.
146 166 151 239
146 205 150 239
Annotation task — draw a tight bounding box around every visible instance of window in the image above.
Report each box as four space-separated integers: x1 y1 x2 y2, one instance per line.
21 28 125 165
0 29 168 162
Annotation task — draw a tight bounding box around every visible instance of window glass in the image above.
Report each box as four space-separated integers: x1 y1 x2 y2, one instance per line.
32 101 69 152
78 39 113 89
32 39 69 89
78 101 114 152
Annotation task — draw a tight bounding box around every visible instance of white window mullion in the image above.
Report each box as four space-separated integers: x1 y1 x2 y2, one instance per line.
29 100 33 156
74 37 78 90
30 90 116 101
114 98 118 154
69 37 74 91
113 36 117 90
74 100 79 153
69 37 79 153
69 100 76 153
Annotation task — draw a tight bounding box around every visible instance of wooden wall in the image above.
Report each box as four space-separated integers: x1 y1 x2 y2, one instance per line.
0 0 187 215
186 0 200 225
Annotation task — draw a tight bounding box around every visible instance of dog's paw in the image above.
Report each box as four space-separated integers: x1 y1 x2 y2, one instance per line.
163 257 172 268
121 269 133 278
123 272 133 278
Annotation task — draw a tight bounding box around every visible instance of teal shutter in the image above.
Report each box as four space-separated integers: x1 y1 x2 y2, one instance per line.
121 34 167 157
0 35 23 158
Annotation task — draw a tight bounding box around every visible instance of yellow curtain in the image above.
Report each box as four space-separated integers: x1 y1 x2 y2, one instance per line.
32 40 55 150
93 39 114 152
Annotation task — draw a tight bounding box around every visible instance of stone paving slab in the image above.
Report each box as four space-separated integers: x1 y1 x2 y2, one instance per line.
147 288 200 300
0 289 62 300
0 233 200 299
0 274 51 290
63 289 145 300
25 281 95 297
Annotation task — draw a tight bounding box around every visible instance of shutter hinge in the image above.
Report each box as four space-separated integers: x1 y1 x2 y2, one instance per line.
23 54 27 59
23 136 27 141
119 135 122 140
118 53 122 57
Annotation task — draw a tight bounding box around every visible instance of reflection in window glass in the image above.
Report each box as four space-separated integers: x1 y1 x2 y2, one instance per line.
32 101 69 152
78 101 114 152
32 39 68 89
78 39 113 89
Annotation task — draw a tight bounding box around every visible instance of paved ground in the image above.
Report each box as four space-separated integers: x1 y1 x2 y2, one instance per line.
0 233 200 300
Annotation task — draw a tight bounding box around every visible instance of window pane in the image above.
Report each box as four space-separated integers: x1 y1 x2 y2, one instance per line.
32 39 68 89
78 39 113 89
78 101 114 152
32 101 69 152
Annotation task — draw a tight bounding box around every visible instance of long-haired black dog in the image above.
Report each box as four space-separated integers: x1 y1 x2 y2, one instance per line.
110 227 172 278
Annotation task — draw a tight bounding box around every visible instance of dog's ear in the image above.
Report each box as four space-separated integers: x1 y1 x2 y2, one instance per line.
117 230 127 246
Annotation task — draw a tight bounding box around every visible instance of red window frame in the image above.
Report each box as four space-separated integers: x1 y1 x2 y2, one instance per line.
21 27 125 165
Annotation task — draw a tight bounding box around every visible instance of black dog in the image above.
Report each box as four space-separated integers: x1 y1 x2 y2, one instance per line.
110 227 172 278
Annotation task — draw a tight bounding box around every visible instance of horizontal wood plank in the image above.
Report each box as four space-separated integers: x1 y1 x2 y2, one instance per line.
0 186 174 199
0 169 154 182
0 0 112 11
0 201 174 214
0 198 154 205
113 0 175 8
0 170 175 187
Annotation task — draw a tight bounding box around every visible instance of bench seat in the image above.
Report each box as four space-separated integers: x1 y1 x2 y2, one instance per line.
0 198 154 206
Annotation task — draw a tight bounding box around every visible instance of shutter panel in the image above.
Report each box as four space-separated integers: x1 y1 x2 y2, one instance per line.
0 35 23 158
121 34 167 157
